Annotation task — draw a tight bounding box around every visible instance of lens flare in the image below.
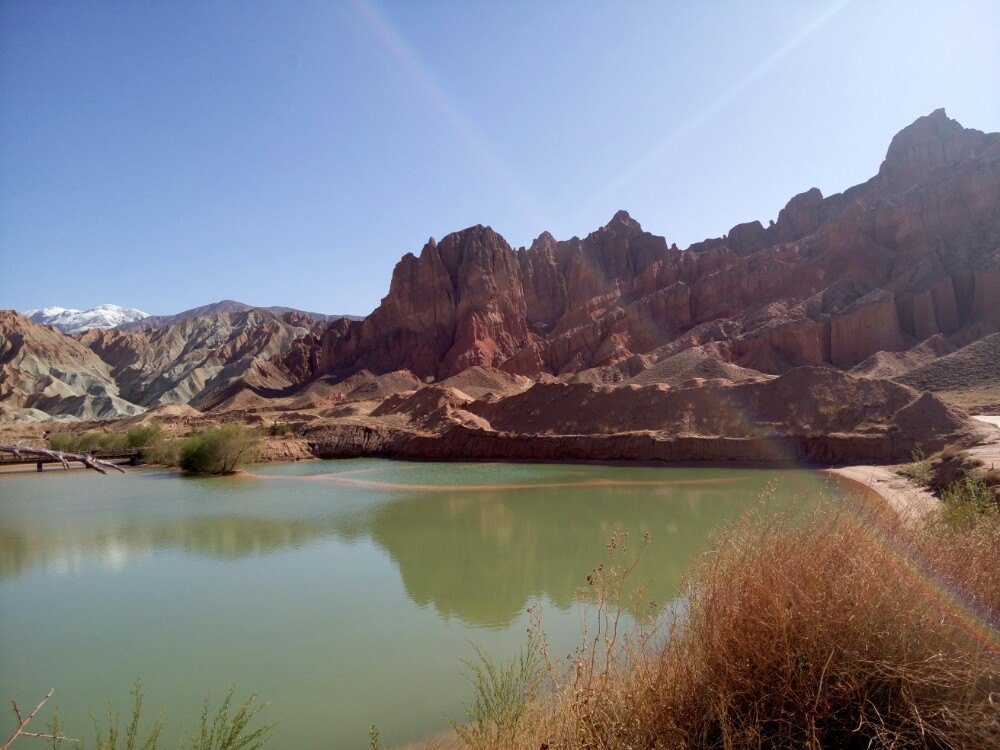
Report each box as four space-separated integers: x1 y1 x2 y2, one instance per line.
348 0 550 229
571 0 855 224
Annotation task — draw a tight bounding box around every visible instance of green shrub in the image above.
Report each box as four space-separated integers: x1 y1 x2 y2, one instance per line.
189 687 271 750
92 680 163 750
266 423 292 438
126 423 164 448
449 635 543 749
896 449 932 486
48 430 127 453
144 438 181 467
941 474 997 525
84 681 271 750
48 432 77 452
179 425 261 475
76 432 106 452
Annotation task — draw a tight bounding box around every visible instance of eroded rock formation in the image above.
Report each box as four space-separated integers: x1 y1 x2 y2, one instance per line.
281 110 998 390
3 109 998 463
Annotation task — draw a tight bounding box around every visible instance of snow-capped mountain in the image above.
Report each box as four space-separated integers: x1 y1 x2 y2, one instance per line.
23 304 149 333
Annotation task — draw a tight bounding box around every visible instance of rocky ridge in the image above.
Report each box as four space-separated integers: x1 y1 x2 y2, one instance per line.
118 299 360 332
0 309 324 421
2 109 998 464
0 311 142 421
284 110 998 392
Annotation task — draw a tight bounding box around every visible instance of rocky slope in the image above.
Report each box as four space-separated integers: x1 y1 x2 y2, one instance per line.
285 109 998 392
118 299 359 331
0 311 143 421
897 333 1000 396
1 109 997 464
304 368 984 465
78 309 323 410
0 309 325 420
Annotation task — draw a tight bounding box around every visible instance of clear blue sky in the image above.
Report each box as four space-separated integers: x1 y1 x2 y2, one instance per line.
2 1 998 316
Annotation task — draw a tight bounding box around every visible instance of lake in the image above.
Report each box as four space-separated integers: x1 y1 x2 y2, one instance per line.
0 459 852 748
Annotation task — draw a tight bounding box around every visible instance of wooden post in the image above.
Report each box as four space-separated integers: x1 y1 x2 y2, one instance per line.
36 461 43 472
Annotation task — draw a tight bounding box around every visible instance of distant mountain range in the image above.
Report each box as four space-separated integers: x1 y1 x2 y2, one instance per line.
117 300 360 331
23 300 360 334
25 304 148 333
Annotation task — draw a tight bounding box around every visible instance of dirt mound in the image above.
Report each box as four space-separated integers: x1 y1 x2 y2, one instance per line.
628 345 767 386
308 368 983 465
372 385 486 431
467 367 975 451
319 402 376 419
436 366 532 399
118 402 203 425
257 438 314 463
850 335 955 379
897 333 1000 392
146 403 202 418
287 370 421 409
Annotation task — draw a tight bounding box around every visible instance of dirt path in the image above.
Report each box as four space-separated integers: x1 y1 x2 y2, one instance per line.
831 415 1000 520
829 464 939 521
967 416 1000 470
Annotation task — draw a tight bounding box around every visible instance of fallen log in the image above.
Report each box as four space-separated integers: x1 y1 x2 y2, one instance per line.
0 444 125 474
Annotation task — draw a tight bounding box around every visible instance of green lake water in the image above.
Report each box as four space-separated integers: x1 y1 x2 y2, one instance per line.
0 459 851 748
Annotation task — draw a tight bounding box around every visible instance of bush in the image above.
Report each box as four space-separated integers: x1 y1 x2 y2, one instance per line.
450 634 543 749
48 432 77 452
79 680 271 750
941 474 997 524
266 422 292 438
447 501 1000 749
896 449 932 485
144 438 181 467
126 422 164 448
49 430 127 453
179 425 261 475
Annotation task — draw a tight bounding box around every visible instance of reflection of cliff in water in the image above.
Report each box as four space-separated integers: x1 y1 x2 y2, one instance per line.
2 466 838 626
0 515 344 579
366 473 815 628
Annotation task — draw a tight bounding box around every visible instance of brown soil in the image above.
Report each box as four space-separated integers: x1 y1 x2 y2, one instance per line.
897 333 1000 403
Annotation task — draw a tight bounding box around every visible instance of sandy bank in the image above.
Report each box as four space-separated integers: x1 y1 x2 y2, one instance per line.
828 465 939 521
831 415 1000 520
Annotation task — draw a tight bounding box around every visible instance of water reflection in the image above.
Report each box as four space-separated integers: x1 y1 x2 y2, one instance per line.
367 479 807 626
0 516 342 578
0 461 845 749
1 463 832 628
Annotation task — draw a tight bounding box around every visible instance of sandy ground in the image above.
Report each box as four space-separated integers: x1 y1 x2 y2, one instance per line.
967 416 1000 470
831 415 1000 520
830 464 939 521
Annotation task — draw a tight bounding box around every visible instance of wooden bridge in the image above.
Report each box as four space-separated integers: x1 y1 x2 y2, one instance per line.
0 447 142 471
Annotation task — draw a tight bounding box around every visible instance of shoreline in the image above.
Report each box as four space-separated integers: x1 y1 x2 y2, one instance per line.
827 465 939 521
830 415 1000 520
5 419 998 524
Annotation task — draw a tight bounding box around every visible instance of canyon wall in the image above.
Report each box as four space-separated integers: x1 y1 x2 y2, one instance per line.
286 109 999 385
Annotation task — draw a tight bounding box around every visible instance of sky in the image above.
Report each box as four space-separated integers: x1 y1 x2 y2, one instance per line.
1 1 998 317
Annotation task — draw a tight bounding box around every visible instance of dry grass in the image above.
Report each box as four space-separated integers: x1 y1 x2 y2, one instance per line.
442 499 1000 750
897 451 933 486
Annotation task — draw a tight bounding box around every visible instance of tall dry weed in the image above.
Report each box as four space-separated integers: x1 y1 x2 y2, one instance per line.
449 498 1000 750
